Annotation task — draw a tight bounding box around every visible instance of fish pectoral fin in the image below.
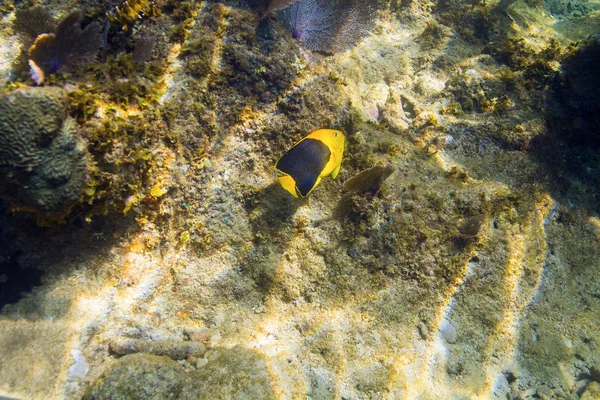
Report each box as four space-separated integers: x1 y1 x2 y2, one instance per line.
331 163 341 179
277 174 299 198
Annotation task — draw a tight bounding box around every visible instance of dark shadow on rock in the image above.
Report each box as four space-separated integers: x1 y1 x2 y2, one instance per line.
0 205 137 316
238 182 305 296
0 201 42 309
531 36 600 211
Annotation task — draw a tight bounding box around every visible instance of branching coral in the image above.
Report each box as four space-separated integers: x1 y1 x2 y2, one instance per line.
13 8 102 84
277 0 378 53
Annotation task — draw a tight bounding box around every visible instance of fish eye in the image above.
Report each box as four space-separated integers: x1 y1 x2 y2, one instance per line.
334 132 338 137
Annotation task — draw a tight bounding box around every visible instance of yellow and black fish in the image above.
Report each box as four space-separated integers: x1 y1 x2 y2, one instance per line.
274 129 345 198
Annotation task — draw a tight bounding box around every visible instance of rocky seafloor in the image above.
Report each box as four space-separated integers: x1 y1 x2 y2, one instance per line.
0 0 599 399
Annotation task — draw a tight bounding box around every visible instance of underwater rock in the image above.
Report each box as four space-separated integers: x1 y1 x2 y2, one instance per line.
84 353 192 400
547 36 600 149
580 382 600 400
89 347 275 399
539 36 600 207
191 347 275 400
0 87 89 215
250 0 301 14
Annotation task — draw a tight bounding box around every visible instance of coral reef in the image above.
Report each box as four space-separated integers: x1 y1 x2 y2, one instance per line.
0 87 89 215
0 1 599 399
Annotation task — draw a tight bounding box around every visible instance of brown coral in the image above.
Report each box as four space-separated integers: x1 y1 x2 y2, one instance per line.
0 87 89 215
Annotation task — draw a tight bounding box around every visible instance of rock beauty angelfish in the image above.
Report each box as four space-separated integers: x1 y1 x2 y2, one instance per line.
274 129 345 198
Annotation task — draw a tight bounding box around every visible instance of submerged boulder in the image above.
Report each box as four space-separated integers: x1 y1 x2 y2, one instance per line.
85 354 191 400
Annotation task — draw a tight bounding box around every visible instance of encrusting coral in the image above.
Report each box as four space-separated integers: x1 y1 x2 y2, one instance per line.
0 87 89 215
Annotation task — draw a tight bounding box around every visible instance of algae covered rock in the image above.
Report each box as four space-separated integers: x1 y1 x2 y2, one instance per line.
191 347 275 399
0 87 89 215
85 348 274 400
85 353 192 400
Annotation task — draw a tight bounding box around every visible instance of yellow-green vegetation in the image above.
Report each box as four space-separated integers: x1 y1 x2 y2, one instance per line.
167 1 198 41
440 102 463 116
63 52 170 217
417 21 448 51
490 37 571 88
107 0 161 31
0 1 14 15
173 3 302 135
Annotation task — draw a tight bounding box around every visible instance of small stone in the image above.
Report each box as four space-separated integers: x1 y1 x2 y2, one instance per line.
440 319 457 344
109 337 206 360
